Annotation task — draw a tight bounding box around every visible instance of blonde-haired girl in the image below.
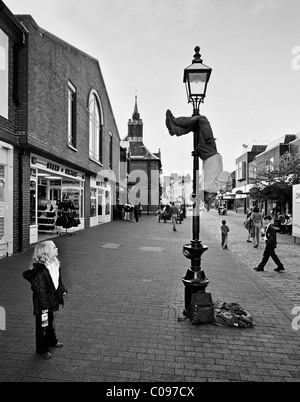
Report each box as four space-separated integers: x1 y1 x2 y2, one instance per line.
23 240 67 359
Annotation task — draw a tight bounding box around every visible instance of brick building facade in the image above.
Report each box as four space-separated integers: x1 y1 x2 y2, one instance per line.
0 1 27 256
0 1 122 256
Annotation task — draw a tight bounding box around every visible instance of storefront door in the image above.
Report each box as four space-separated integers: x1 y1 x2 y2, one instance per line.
0 143 13 257
98 190 104 223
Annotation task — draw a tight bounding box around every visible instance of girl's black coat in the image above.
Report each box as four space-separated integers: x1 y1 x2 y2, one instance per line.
23 263 68 315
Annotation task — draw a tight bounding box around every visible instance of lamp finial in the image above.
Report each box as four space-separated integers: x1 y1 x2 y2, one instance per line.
192 46 203 64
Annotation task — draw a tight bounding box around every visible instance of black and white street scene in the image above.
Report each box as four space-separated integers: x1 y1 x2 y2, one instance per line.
1 0 300 385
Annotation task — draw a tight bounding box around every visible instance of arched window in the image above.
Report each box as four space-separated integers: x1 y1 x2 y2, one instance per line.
88 91 103 163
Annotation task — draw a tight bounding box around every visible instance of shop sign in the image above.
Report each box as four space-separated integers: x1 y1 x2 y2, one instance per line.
62 180 80 186
64 168 77 177
96 180 107 188
47 162 77 177
50 180 61 186
47 162 60 172
34 158 84 179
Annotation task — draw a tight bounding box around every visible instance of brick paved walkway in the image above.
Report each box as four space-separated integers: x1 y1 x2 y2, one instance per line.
202 209 300 308
0 210 300 382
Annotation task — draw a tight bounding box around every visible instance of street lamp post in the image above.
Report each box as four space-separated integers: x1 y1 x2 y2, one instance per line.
181 46 212 318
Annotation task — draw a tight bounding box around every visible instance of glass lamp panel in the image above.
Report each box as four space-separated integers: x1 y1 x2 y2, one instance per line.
188 72 208 96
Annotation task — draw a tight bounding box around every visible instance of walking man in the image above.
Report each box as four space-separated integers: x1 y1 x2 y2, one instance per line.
254 215 285 272
221 219 230 249
170 202 179 232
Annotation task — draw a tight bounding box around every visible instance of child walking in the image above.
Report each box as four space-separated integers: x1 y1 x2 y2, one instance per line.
221 219 230 249
23 240 68 359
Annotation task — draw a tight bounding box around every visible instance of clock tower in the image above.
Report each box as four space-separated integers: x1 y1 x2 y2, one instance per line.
124 95 162 215
127 95 143 140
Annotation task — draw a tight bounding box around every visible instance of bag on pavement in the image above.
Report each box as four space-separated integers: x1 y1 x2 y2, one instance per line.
190 292 214 325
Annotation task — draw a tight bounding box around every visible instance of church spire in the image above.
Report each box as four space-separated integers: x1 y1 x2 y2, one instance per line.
127 92 143 140
132 94 140 121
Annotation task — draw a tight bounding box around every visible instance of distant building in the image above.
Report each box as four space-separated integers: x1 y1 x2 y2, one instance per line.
161 173 192 207
124 96 162 214
232 135 300 213
233 143 268 212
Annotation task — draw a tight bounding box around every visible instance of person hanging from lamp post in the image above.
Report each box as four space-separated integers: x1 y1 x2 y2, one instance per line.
165 110 230 204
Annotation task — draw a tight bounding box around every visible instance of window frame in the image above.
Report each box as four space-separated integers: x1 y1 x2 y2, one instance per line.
0 29 9 119
88 90 103 164
68 81 77 149
109 131 113 170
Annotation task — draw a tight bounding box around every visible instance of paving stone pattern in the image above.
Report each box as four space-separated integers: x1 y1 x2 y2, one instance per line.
0 209 300 382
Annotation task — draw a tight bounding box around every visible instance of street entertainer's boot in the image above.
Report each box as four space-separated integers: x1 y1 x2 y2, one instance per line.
165 109 198 137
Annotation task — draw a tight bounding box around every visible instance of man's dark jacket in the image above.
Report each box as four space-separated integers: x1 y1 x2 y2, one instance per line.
265 224 277 248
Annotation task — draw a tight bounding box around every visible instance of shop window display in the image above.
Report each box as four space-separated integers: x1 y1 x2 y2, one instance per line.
105 190 110 215
30 180 37 225
90 188 96 217
37 203 57 233
56 199 80 235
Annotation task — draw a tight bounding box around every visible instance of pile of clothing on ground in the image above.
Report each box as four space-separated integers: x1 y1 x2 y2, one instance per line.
213 301 255 328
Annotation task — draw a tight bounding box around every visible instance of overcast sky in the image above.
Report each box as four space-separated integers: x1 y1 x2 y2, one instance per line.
5 0 300 176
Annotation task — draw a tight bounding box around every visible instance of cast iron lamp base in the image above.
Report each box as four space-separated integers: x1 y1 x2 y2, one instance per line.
181 241 209 318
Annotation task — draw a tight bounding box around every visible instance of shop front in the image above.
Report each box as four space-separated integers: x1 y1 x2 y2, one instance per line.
90 177 112 226
30 154 85 244
0 141 13 257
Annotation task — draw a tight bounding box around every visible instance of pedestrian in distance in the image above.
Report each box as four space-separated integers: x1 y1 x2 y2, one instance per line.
170 202 179 231
275 212 285 234
282 214 293 235
134 202 140 222
129 203 135 222
244 207 253 243
221 219 230 249
254 215 285 272
124 203 130 221
23 240 68 359
251 206 263 248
